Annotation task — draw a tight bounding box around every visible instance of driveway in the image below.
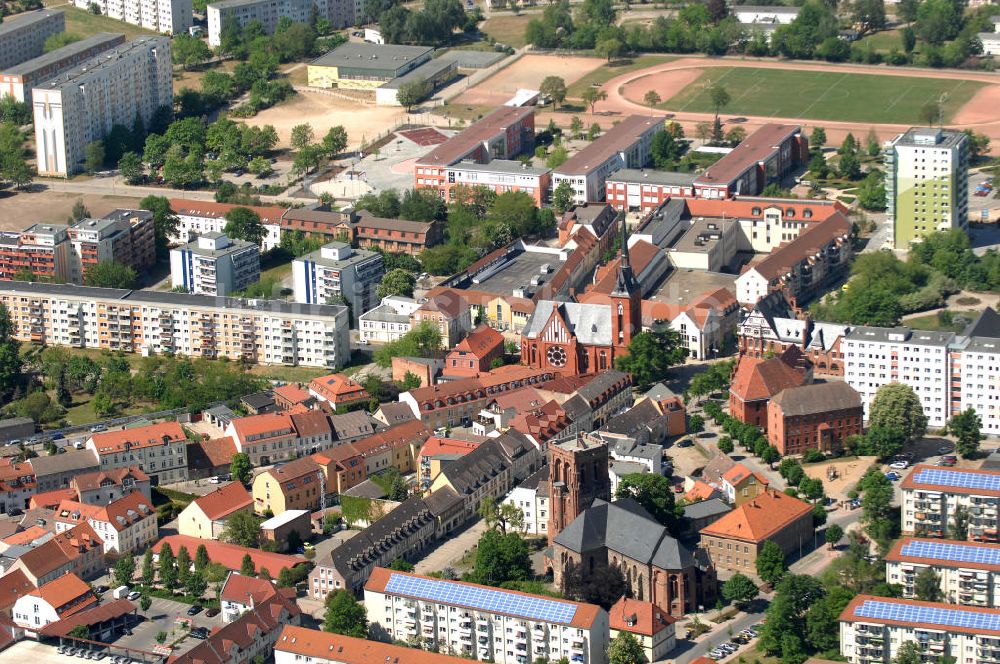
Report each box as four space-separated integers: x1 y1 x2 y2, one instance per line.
413 519 487 575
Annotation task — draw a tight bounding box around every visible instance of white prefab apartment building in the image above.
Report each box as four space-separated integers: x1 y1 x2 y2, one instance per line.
0 10 65 70
71 0 191 34
359 296 420 344
886 537 1000 607
33 36 172 177
900 465 1000 543
170 232 261 296
0 281 352 369
365 568 609 664
840 595 1000 664
843 308 1000 433
292 242 384 325
207 0 365 47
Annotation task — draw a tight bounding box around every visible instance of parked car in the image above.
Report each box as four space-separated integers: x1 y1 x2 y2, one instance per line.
885 471 901 481
190 627 209 640
187 604 202 616
205 607 220 617
127 591 141 601
889 461 908 469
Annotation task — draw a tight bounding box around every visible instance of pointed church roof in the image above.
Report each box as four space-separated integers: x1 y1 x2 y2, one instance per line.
963 307 1000 339
611 222 639 298
522 301 613 345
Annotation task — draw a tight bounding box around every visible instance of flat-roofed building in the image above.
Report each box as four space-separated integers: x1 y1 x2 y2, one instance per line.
440 160 551 205
0 32 125 104
208 0 364 46
170 232 260 296
606 168 697 212
0 223 71 282
901 465 1000 542
553 115 664 205
886 537 1000 607
374 56 457 106
364 567 610 664
33 36 172 177
72 0 191 33
306 42 433 89
692 124 808 199
839 595 1000 664
292 242 383 324
67 209 156 283
0 10 64 70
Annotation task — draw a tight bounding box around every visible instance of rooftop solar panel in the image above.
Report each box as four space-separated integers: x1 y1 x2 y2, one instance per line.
912 468 1000 492
383 573 579 624
854 599 1000 632
900 540 1000 567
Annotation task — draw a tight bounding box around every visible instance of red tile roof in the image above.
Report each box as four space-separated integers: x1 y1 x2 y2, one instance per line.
169 199 288 224
153 535 305 575
609 597 675 636
11 539 72 578
722 463 770 488
416 106 534 167
191 482 253 521
276 625 473 664
744 212 851 281
684 196 847 223
168 593 297 664
557 115 663 175
684 480 719 502
0 570 33 611
350 421 431 459
273 383 312 407
290 410 332 439
72 466 149 492
729 354 806 403
38 598 136 637
308 374 368 406
228 413 295 444
50 522 103 559
192 436 238 469
263 457 322 487
89 422 187 454
404 366 554 411
450 325 504 359
700 489 812 543
694 124 802 186
417 437 482 462
2 524 50 545
29 573 96 616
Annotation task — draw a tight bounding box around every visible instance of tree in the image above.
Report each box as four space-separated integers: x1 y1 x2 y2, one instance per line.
142 548 155 586
222 510 263 548
643 90 661 113
552 180 575 214
949 408 982 458
587 122 602 140
838 150 861 180
722 573 759 608
545 144 569 169
869 383 928 443
478 496 525 535
914 566 942 602
709 83 730 124
374 321 442 368
539 76 567 109
185 570 208 599
172 33 212 69
159 543 178 590
950 505 970 541
805 585 854 652
240 553 256 577
176 545 191 585
376 268 416 300
194 544 210 572
119 151 144 184
290 124 315 151
68 624 90 639
140 593 152 611
615 473 679 534
230 452 253 485
113 554 136 587
581 87 608 115
757 540 786 585
615 329 688 389
920 99 940 127
811 127 826 148
718 436 734 455
595 37 623 63
84 261 137 289
322 125 348 156
894 642 922 664
824 523 844 547
224 207 265 246
851 0 885 34
901 26 916 53
607 632 646 664
84 140 105 173
140 196 179 257
396 371 422 391
323 589 368 637
857 171 886 211
472 529 532 586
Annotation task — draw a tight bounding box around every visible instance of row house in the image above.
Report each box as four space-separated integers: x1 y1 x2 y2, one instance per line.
0 460 36 515
71 466 151 505
12 573 96 636
275 625 478 664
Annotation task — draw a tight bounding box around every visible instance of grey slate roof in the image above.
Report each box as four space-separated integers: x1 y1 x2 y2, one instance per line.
611 437 663 464
962 307 1000 339
376 403 417 426
330 411 379 441
601 400 664 439
523 301 612 346
644 383 677 402
683 497 732 520
770 381 861 417
577 370 629 403
519 465 548 492
610 461 646 477
327 495 435 577
28 449 99 477
560 394 592 423
554 498 699 570
343 479 388 499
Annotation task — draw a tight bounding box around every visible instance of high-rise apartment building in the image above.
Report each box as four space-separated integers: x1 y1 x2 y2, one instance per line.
0 282 351 368
900 465 1000 543
291 242 384 324
207 0 363 47
0 224 71 282
0 32 125 104
170 232 261 296
71 0 192 34
885 126 969 247
0 10 65 70
33 36 172 177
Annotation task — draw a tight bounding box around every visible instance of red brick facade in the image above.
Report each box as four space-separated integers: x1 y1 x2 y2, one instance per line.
767 383 863 456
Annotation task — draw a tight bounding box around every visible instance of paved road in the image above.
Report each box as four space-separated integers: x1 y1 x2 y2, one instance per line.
28 177 315 205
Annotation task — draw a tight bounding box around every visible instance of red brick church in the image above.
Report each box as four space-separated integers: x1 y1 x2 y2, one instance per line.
520 228 641 375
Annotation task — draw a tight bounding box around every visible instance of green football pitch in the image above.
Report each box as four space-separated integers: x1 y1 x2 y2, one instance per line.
660 66 985 124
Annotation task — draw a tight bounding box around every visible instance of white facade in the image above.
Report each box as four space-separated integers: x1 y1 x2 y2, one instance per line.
12 594 63 631
901 470 1000 541
886 543 1000 607
170 232 261 296
72 0 191 33
503 482 548 536
980 32 1000 55
359 296 420 343
733 5 799 24
171 209 283 251
0 10 64 70
292 242 384 324
207 0 363 47
33 36 172 177
735 269 770 306
0 282 352 369
87 434 189 485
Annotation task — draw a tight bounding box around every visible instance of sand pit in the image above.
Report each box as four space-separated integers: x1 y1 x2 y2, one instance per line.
802 456 878 501
245 91 406 150
620 67 703 106
455 54 604 106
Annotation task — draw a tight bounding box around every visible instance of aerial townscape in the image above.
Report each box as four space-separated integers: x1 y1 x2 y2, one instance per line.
4 0 1000 663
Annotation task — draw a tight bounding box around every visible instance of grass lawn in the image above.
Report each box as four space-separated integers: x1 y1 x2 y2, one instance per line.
857 28 903 52
247 364 331 383
481 14 531 48
905 310 981 331
661 66 984 124
61 391 151 426
43 2 155 40
566 54 677 99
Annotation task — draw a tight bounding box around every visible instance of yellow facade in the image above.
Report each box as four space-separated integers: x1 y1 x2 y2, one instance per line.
251 470 323 516
306 65 387 90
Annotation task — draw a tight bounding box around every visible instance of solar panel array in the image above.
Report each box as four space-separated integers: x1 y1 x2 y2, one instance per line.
912 468 1000 492
900 540 1000 567
854 599 1000 632
383 573 578 624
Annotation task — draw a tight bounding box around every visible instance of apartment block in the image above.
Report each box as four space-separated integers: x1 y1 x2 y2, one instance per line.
886 537 1000 607
885 127 969 247
415 107 536 194
901 465 1000 542
440 160 551 205
0 10 64 70
67 209 157 283
840 595 1000 664
209 0 364 47
73 0 191 34
693 124 808 199
0 224 71 282
359 295 420 343
86 422 189 484
170 232 260 296
364 567 609 664
0 281 352 369
553 115 663 205
353 212 441 256
275 625 476 664
292 241 383 324
606 168 696 213
0 32 125 104
34 36 173 177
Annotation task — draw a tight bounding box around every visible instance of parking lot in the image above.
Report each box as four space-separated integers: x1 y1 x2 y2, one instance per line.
113 596 227 657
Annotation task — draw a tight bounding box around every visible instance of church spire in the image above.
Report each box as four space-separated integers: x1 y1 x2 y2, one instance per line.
611 220 638 297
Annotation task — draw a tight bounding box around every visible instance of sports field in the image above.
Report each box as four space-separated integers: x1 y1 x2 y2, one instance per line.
659 66 985 124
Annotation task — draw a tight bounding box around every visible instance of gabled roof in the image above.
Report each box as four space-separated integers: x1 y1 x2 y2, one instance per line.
153 535 305 574
168 593 296 664
29 573 95 615
684 480 721 503
273 383 312 407
38 598 136 637
522 300 612 346
701 454 736 486
89 422 186 453
189 482 253 521
189 436 239 469
375 402 417 426
329 411 379 441
450 325 504 359
609 597 675 636
769 381 861 417
276 625 473 664
228 413 295 443
742 212 851 281
962 307 1000 339
0 569 33 610
308 373 368 405
264 457 322 487
72 466 149 492
290 410 332 438
729 353 806 403
13 537 72 578
700 489 812 543
722 463 770 488
2 524 51 545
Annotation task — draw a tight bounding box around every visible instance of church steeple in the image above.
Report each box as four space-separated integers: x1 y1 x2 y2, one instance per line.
610 220 641 346
611 221 639 297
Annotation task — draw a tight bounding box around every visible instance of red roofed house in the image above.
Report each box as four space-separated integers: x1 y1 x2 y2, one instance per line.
699 489 814 575
346 420 431 476
186 436 238 480
47 522 105 581
684 480 721 503
0 460 36 514
768 381 863 456
29 488 78 510
273 383 315 411
310 445 366 496
71 466 151 504
729 346 811 430
0 570 34 613
411 288 474 347
275 625 476 664
444 325 504 378
251 457 324 516
224 413 297 466
609 597 677 663
219 571 299 623
5 538 76 587
12 573 96 634
178 482 254 540
308 374 369 410
416 436 483 488
153 535 305 577
86 422 189 484
721 463 770 507
54 491 156 555
692 124 808 199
